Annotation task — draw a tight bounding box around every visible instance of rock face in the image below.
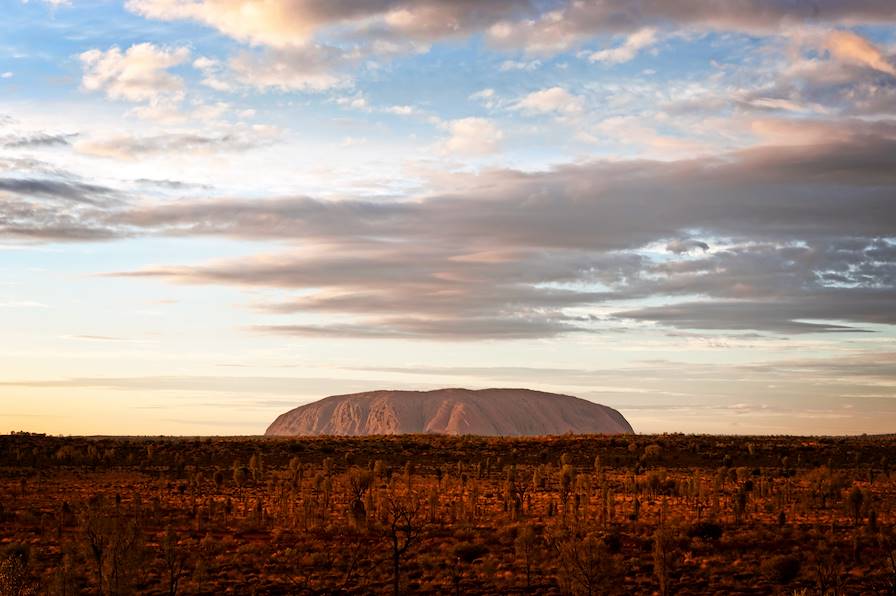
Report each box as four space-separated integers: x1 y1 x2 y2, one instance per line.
265 388 633 436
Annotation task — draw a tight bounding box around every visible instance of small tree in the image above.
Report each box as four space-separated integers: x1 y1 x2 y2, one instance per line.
80 497 142 596
348 467 373 526
161 527 188 596
81 504 113 595
381 491 424 596
549 528 618 596
559 465 575 520
514 525 539 591
653 528 677 596
848 486 864 526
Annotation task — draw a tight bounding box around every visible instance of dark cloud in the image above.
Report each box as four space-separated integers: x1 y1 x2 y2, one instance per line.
615 297 887 334
487 1 896 52
0 174 123 241
129 0 896 53
666 239 709 254
10 130 895 337
110 133 896 247
115 196 412 238
0 199 120 241
134 178 213 191
0 177 119 205
741 62 896 118
1 132 78 148
254 315 587 340
610 241 896 332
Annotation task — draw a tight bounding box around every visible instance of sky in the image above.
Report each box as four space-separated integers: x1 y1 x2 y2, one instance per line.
1 0 895 436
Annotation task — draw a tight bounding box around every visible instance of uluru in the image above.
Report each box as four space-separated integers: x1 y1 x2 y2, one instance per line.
265 388 633 436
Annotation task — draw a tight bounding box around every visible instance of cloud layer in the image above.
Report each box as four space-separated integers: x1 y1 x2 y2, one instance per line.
121 0 896 91
6 128 891 338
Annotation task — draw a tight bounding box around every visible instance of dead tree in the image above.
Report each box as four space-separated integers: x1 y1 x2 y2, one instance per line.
381 490 425 596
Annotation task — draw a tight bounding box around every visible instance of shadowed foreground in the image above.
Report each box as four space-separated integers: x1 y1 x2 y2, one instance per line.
1 433 895 594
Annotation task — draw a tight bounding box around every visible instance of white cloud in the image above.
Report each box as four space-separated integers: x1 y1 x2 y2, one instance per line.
589 28 657 64
470 88 495 100
469 88 500 109
514 86 584 114
384 105 417 115
126 0 320 47
1 72 12 79
191 101 231 121
128 103 185 123
80 43 189 104
336 94 369 110
192 56 234 92
228 45 356 92
442 117 503 155
499 59 541 71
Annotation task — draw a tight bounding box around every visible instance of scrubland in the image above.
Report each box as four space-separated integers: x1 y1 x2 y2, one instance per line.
1 432 895 594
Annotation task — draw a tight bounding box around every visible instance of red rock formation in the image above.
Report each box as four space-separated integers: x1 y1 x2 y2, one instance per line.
265 388 633 436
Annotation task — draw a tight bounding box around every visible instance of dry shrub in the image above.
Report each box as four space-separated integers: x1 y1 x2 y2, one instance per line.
761 554 801 584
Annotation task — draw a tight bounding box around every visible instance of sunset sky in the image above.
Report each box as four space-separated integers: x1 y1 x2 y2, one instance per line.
2 1 895 436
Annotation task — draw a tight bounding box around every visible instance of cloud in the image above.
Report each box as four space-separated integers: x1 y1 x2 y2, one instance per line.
588 27 657 64
80 43 190 104
0 177 119 205
254 316 584 340
126 0 531 48
615 291 895 334
75 126 280 160
665 29 896 119
228 45 357 91
499 59 541 71
441 117 503 155
10 126 895 336
123 1 532 91
124 0 896 68
119 1 896 104
1 132 77 148
0 168 123 242
666 239 710 254
101 131 894 337
384 105 418 116
487 1 896 53
513 86 584 114
469 88 500 109
192 56 233 91
0 201 119 242
823 29 896 76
